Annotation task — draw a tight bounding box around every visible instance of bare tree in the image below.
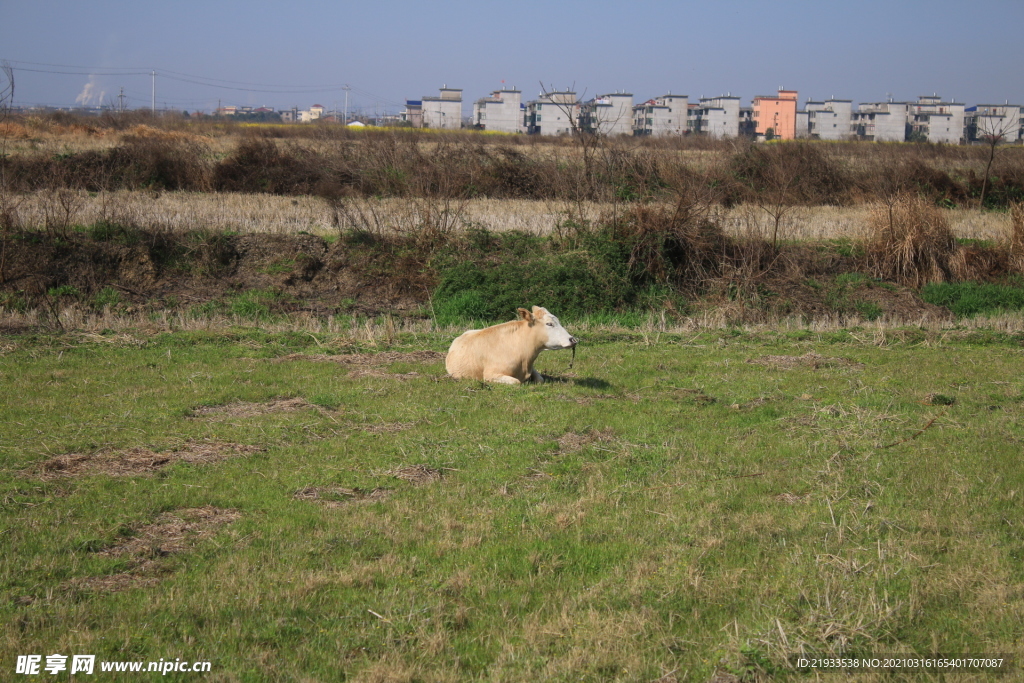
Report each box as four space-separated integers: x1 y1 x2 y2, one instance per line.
737 142 806 250
868 144 916 236
538 83 604 231
974 108 1020 209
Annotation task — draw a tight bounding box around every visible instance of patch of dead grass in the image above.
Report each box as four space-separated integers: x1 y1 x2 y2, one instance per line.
188 397 316 419
386 464 445 485
68 506 240 592
556 428 617 454
747 352 864 370
32 440 263 479
293 486 390 508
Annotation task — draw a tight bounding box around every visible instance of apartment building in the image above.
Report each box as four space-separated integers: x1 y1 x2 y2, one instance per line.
580 92 634 136
805 99 853 140
525 90 579 135
472 88 524 133
297 104 324 123
693 95 741 138
909 95 965 143
752 89 798 139
966 103 1023 143
632 93 688 136
852 101 909 142
421 86 463 129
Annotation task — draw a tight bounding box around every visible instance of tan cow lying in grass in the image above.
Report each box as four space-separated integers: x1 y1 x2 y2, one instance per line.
445 306 578 384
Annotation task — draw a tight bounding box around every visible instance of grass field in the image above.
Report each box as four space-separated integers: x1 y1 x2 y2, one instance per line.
2 321 1023 681
11 190 1017 242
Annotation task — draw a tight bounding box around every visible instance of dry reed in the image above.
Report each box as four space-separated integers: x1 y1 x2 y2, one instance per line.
866 194 956 286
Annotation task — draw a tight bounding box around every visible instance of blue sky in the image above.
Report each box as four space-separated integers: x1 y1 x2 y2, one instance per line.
2 0 1022 114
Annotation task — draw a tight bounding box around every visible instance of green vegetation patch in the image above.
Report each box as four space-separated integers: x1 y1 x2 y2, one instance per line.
431 227 687 325
921 280 1024 317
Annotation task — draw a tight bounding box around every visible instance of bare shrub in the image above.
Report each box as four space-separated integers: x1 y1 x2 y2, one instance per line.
111 133 212 191
867 194 956 286
40 169 85 239
609 162 732 301
731 141 848 249
214 137 320 194
1010 202 1024 273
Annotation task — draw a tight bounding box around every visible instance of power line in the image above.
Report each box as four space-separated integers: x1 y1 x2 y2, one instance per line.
1 58 407 112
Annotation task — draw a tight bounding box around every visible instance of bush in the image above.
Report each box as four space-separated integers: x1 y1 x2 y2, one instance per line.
432 251 633 326
867 194 956 286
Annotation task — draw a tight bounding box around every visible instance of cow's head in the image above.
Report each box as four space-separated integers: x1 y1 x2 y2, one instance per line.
518 306 578 350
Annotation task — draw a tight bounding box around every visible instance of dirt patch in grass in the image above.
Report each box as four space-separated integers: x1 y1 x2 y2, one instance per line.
556 428 617 454
729 397 772 410
386 464 446 484
668 387 717 404
33 440 263 479
361 422 416 435
68 506 240 592
188 397 317 419
746 352 864 370
277 350 446 365
347 369 423 380
294 486 390 508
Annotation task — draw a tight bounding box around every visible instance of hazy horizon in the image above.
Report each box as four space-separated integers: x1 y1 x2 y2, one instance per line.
3 0 1023 115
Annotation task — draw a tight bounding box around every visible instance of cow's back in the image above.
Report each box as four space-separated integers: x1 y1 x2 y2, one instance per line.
445 329 485 379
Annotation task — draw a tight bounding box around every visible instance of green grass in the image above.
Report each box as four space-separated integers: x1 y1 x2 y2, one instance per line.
2 326 1023 680
922 281 1024 318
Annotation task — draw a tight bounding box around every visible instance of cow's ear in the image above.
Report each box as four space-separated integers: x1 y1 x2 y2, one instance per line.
517 307 534 323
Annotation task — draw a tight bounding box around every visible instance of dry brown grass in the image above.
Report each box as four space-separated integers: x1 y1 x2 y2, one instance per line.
746 353 864 370
866 194 957 286
187 397 318 420
1010 202 1024 271
385 464 446 484
66 506 240 592
11 189 1015 242
556 428 617 454
293 486 390 508
31 440 263 479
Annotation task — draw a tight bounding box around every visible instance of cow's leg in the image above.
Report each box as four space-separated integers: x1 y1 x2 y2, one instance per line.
487 374 521 385
529 369 544 384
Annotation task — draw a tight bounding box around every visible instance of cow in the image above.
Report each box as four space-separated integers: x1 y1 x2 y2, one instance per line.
445 306 577 384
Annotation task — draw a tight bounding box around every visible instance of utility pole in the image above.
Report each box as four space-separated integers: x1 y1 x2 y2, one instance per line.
343 84 350 126
151 71 156 114
117 87 126 113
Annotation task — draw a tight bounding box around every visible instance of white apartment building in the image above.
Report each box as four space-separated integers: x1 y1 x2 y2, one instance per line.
525 90 579 135
853 101 910 142
421 86 462 129
297 104 324 123
580 92 634 136
693 95 741 138
967 103 1023 143
632 93 688 136
473 88 524 133
805 99 853 140
910 95 965 143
